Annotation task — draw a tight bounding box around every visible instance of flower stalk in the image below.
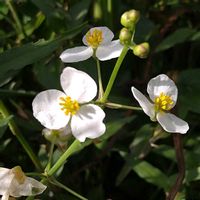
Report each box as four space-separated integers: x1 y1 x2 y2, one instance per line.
100 46 129 103
45 140 55 172
49 178 88 200
5 0 26 40
166 133 185 200
95 57 104 99
46 139 81 176
104 102 142 110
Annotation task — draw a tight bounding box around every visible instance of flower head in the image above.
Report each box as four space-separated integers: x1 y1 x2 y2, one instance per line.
0 166 46 200
32 67 106 142
131 74 189 133
60 26 123 62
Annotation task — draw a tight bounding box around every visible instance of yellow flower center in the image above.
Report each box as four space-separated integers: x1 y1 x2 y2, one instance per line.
59 96 80 115
11 166 26 184
154 92 174 112
86 29 103 48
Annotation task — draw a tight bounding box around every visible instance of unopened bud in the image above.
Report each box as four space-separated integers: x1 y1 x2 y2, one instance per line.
119 28 132 45
43 128 71 145
120 9 140 29
132 42 150 58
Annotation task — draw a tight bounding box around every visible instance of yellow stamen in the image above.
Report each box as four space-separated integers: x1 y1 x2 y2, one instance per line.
59 96 80 116
86 29 103 48
154 92 174 112
11 166 26 184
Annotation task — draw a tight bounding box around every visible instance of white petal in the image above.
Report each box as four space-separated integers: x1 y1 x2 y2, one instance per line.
60 46 93 63
71 104 106 142
32 90 70 130
82 26 114 46
60 67 97 103
147 74 178 105
157 112 189 134
10 177 46 197
131 87 155 119
96 40 123 61
0 168 13 195
1 192 9 200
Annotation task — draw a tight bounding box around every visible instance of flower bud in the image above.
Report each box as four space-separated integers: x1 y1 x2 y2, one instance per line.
119 28 132 45
132 42 150 58
120 9 140 29
43 128 71 146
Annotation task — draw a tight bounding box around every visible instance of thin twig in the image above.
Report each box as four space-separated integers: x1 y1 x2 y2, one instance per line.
166 134 185 200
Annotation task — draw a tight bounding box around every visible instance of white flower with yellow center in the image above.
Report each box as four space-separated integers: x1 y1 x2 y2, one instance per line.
32 67 106 142
0 166 46 200
60 26 123 62
131 74 189 133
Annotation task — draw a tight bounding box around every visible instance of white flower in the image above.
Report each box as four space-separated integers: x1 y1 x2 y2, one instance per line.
60 26 123 62
131 74 189 134
32 67 106 142
0 166 46 200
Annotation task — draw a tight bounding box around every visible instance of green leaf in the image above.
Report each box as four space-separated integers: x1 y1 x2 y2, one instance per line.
190 31 200 41
133 160 170 191
134 16 156 43
31 0 59 19
69 0 91 26
129 124 153 157
116 124 153 186
95 116 135 149
115 153 133 186
0 115 13 127
178 69 200 116
174 191 186 200
156 28 197 52
185 166 200 182
33 58 60 89
153 144 176 162
24 12 45 36
0 22 87 84
100 116 135 140
0 138 11 152
0 126 7 139
0 2 9 20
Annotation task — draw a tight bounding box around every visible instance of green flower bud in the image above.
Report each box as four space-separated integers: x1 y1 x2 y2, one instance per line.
119 28 132 45
132 42 150 58
120 9 140 29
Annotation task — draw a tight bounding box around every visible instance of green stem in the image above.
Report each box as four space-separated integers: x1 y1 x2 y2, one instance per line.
45 141 55 172
0 100 43 171
25 172 46 178
100 46 129 103
95 58 104 100
104 102 142 110
47 139 81 176
50 178 88 200
5 0 25 39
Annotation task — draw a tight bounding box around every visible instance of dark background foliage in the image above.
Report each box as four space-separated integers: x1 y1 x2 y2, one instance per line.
0 0 200 199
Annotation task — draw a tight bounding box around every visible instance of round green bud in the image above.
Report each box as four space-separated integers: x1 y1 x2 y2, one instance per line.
119 28 132 45
120 9 140 29
132 42 150 58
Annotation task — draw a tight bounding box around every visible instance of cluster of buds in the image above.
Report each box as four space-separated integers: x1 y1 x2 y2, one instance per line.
119 9 150 58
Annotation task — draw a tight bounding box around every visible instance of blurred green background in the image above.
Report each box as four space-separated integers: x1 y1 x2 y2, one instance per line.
0 0 200 199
